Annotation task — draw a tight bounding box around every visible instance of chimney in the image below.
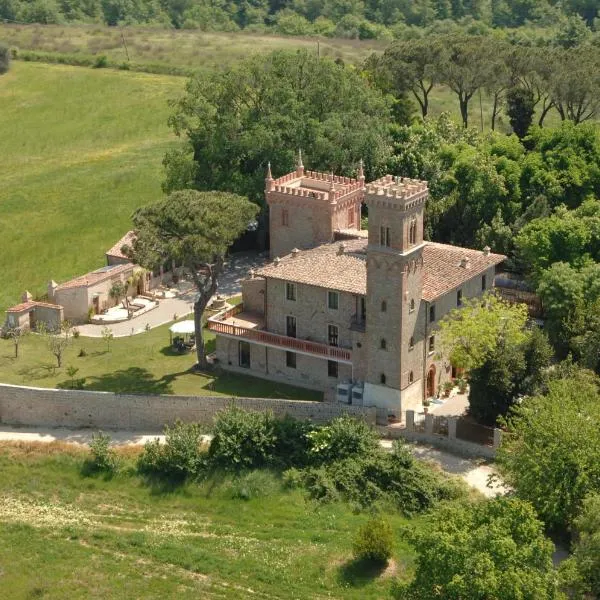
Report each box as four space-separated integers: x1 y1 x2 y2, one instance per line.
483 246 491 256
296 149 304 177
274 257 281 267
291 248 300 258
337 243 346 255
22 290 33 303
265 162 274 192
47 281 58 300
460 256 470 269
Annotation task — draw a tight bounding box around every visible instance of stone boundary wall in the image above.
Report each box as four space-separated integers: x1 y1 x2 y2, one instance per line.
0 383 376 431
378 410 502 459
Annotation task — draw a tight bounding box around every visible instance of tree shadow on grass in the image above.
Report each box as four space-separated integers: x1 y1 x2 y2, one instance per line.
337 557 388 588
17 363 57 381
76 367 177 395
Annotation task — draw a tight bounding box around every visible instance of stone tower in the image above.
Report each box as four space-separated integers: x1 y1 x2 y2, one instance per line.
363 175 429 412
266 153 365 259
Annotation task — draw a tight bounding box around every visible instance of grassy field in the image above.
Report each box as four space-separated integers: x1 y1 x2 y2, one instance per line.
0 443 421 598
0 61 184 314
0 314 322 399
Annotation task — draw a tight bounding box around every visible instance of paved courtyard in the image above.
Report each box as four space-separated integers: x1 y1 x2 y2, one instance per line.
76 252 267 338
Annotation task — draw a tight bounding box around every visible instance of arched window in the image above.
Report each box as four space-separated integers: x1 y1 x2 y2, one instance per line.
409 298 415 313
380 373 386 385
380 338 387 350
408 371 414 384
381 300 387 312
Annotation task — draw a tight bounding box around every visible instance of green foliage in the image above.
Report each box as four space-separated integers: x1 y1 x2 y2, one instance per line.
138 420 205 480
352 517 394 565
438 293 529 371
129 189 258 367
208 406 277 471
87 431 118 473
497 377 600 531
299 440 462 513
395 497 561 599
0 42 9 75
468 327 552 426
506 86 535 139
560 494 600 597
165 50 392 204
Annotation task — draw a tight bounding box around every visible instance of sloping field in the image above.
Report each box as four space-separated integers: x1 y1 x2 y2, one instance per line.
0 61 183 313
0 444 415 598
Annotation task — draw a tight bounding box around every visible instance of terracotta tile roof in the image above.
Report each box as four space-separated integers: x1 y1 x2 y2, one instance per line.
6 301 61 313
106 231 136 260
55 262 134 291
255 241 505 300
256 240 368 295
421 243 505 301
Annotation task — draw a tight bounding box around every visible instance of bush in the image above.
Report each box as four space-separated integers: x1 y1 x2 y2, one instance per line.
87 431 118 473
93 54 108 68
306 414 380 465
271 415 313 468
138 421 205 480
208 406 276 471
353 517 394 565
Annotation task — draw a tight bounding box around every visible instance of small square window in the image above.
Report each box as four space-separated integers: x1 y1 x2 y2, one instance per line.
457 290 463 307
286 283 296 301
328 291 339 310
380 373 386 385
429 305 436 322
380 338 387 350
408 371 414 384
381 300 387 312
409 299 415 313
286 351 296 368
328 360 338 378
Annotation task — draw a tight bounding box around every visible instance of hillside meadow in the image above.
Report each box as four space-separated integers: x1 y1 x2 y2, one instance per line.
0 61 183 313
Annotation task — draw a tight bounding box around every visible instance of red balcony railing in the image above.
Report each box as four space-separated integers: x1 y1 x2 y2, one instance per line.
208 304 352 363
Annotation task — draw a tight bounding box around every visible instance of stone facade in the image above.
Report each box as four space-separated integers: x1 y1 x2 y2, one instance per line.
0 383 375 430
211 162 506 417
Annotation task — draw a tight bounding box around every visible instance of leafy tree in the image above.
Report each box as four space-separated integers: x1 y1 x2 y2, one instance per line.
395 497 561 599
468 327 552 426
497 377 600 531
66 365 80 389
353 517 394 565
128 190 258 368
506 86 535 139
434 34 493 128
164 50 392 204
560 494 600 598
5 326 26 358
438 292 529 372
39 320 72 369
380 37 442 119
0 42 9 75
108 280 127 308
101 326 114 352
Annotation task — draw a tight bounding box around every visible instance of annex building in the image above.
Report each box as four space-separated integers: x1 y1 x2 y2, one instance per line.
209 157 505 415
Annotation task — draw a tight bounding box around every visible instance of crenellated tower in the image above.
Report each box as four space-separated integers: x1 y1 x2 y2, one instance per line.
266 153 365 259
363 175 429 411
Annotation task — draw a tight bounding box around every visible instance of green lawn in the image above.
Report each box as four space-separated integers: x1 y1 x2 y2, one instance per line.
0 444 417 598
0 319 322 400
0 61 184 314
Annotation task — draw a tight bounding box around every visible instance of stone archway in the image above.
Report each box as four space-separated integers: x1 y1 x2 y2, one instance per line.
426 365 436 398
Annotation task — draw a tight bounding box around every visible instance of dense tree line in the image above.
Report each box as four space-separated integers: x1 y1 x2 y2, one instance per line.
2 0 600 38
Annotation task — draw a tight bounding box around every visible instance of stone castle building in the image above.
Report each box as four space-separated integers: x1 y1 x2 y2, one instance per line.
209 157 505 414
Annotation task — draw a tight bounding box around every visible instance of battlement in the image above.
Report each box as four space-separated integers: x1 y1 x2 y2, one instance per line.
269 170 363 204
365 175 428 210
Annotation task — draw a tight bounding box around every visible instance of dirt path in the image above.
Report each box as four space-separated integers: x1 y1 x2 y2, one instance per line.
0 426 506 497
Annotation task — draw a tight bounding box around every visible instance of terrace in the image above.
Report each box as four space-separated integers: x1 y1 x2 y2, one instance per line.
207 304 353 363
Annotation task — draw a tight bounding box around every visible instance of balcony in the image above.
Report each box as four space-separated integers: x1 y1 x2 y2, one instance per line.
207 303 352 363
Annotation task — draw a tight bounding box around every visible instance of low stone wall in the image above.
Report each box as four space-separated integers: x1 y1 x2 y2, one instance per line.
0 383 376 431
378 410 502 459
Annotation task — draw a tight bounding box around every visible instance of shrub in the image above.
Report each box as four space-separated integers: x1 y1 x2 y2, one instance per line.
353 517 394 565
138 421 205 480
208 406 276 471
306 414 379 465
271 415 313 468
93 54 108 68
87 431 118 473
